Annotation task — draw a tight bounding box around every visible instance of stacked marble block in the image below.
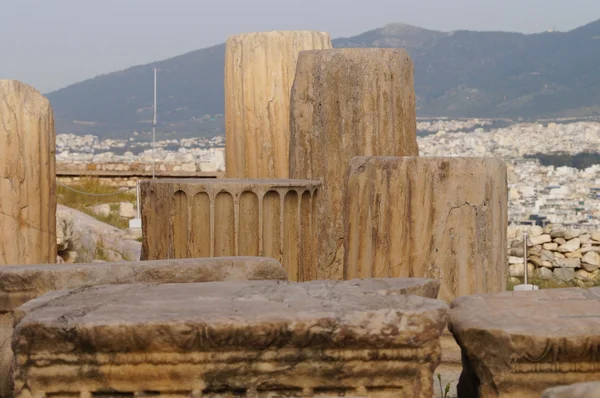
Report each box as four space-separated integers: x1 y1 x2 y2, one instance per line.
139 30 509 395
449 287 600 397
13 278 447 398
141 31 332 281
1 257 286 397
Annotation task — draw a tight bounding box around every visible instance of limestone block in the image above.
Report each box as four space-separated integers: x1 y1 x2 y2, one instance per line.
543 381 600 398
344 156 508 301
450 288 600 398
140 179 320 281
0 80 56 265
12 279 448 397
225 31 332 179
289 49 419 280
0 257 285 397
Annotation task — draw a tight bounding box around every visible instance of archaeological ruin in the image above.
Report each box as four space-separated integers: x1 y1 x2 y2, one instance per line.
4 26 600 398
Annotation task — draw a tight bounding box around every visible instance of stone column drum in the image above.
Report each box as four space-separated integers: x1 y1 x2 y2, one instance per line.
225 31 332 179
289 48 419 280
140 179 321 281
0 80 56 265
344 156 508 302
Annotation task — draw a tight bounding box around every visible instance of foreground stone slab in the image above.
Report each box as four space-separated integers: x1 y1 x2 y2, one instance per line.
289 49 419 280
542 381 600 398
450 288 600 398
140 179 320 281
13 279 448 398
0 257 285 398
225 31 332 178
0 80 56 265
345 156 508 301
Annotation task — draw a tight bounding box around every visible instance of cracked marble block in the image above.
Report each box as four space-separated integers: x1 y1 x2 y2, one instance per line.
289 49 419 281
450 288 600 398
140 179 320 281
225 31 332 179
0 257 285 398
0 80 56 266
344 156 507 302
12 278 448 398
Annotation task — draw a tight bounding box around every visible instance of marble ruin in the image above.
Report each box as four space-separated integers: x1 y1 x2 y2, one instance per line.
345 156 508 301
0 80 56 265
450 288 600 397
140 178 320 281
289 48 419 280
225 31 332 179
0 257 285 397
8 27 580 398
12 279 448 397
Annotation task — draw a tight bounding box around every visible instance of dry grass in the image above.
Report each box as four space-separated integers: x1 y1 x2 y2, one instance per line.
507 276 600 291
57 178 137 230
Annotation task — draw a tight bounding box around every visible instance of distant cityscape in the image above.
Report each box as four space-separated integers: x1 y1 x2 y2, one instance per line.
56 119 600 229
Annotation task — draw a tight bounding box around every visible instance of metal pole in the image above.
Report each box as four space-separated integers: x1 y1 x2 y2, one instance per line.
136 180 141 219
523 232 528 285
152 67 157 179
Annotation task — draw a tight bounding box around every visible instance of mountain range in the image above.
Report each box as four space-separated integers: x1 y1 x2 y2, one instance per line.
46 19 600 138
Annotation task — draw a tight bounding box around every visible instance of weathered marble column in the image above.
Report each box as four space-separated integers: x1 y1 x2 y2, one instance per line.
225 30 332 179
289 49 419 280
140 179 321 281
0 80 56 265
345 156 508 301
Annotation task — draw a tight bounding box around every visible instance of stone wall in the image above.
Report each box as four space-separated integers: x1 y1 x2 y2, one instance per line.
508 225 600 283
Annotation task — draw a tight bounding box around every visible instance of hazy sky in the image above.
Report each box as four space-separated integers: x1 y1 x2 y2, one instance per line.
2 0 599 93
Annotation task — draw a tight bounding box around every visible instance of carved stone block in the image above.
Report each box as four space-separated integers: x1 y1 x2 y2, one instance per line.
0 80 56 265
140 179 320 281
0 257 285 397
12 279 448 398
289 49 419 280
345 156 508 301
225 31 332 178
450 288 600 398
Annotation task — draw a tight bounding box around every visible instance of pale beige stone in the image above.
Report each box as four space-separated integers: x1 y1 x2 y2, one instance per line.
543 242 558 251
140 179 320 281
565 249 583 258
528 225 544 237
0 257 286 397
344 156 507 301
224 31 332 179
558 238 580 252
591 231 600 242
0 80 56 265
529 234 551 246
450 288 600 398
289 49 419 280
12 279 449 398
508 256 524 264
543 381 600 398
582 251 600 267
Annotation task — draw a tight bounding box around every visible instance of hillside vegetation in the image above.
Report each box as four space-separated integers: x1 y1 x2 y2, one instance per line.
46 19 600 138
